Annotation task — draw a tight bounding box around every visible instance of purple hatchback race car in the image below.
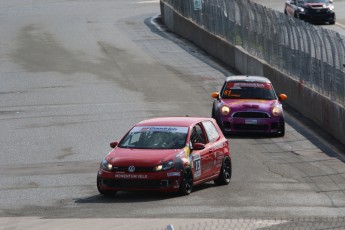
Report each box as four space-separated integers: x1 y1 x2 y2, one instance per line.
211 76 287 137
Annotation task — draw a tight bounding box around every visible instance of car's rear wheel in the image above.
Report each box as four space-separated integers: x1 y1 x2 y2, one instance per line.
97 176 117 196
179 167 193 195
214 156 232 185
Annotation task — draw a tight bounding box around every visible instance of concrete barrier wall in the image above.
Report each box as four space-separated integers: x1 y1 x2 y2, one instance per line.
160 2 345 146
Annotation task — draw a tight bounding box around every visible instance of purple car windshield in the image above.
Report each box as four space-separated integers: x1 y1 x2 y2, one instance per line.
118 126 188 149
221 81 277 100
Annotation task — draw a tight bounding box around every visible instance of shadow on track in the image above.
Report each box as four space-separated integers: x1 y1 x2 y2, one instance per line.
75 183 215 204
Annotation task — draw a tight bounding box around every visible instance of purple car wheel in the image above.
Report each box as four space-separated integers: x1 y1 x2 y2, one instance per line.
276 122 285 137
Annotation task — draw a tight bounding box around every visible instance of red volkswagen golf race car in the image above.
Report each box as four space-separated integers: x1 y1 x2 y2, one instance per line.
97 117 231 196
212 76 287 137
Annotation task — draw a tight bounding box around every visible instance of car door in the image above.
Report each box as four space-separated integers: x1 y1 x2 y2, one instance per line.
202 120 226 177
190 123 214 181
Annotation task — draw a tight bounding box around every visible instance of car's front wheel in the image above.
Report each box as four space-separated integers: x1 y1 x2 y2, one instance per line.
97 176 117 196
179 167 193 195
294 11 299 19
276 122 285 137
214 156 232 185
212 107 223 130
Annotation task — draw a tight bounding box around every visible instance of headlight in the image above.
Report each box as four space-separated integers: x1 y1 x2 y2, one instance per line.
101 159 113 171
154 160 175 172
272 106 282 117
297 7 305 12
220 105 231 116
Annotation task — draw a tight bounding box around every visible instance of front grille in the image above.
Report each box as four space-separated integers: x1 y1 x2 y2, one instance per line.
233 124 269 131
112 166 154 172
101 178 171 189
309 8 329 14
232 112 269 118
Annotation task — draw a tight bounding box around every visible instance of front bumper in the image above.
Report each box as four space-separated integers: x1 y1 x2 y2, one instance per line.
219 116 284 134
299 11 335 23
97 169 182 192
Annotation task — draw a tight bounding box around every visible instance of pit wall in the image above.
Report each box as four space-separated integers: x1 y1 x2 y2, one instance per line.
160 2 345 146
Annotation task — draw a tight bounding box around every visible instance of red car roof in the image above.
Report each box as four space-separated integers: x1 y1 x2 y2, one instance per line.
135 117 212 127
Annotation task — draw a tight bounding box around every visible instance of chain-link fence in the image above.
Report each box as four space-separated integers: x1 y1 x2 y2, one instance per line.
161 0 345 107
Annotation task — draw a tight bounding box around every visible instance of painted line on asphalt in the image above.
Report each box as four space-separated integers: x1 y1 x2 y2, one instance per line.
335 22 345 29
137 0 159 3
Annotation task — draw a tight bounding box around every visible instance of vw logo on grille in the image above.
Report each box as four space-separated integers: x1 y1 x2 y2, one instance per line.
128 165 135 173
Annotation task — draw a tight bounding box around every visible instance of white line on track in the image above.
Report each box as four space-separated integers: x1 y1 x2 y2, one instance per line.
335 22 345 29
137 0 159 3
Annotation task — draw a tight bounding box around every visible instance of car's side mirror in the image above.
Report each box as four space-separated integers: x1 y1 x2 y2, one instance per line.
110 141 119 148
329 0 333 3
279 94 287 101
192 142 205 150
211 92 219 99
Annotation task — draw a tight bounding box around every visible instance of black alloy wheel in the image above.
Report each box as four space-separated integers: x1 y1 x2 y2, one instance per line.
180 167 193 195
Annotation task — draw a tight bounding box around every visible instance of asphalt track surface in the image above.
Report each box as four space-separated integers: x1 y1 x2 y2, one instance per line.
1 0 345 229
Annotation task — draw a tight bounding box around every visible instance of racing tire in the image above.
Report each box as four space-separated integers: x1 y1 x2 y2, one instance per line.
294 12 299 19
275 122 285 137
214 156 232 186
212 108 222 130
329 20 335 25
179 167 193 195
211 108 216 119
97 176 117 196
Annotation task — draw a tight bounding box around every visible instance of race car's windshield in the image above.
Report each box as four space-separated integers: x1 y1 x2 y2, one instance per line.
118 126 188 149
300 0 329 3
221 81 277 100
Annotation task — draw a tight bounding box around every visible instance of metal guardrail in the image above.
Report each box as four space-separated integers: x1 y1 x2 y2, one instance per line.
161 0 345 106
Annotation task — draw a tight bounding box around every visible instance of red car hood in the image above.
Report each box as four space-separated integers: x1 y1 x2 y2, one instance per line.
106 148 183 166
222 99 278 111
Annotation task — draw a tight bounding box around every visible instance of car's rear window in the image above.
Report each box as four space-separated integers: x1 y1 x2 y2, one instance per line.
221 81 277 100
119 126 188 149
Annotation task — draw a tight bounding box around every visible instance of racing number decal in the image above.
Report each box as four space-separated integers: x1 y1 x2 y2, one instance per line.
195 159 201 176
193 154 201 178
